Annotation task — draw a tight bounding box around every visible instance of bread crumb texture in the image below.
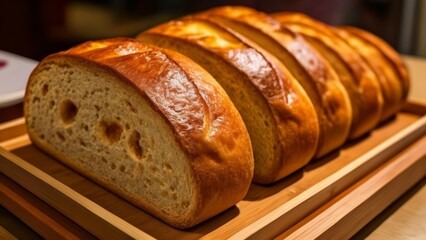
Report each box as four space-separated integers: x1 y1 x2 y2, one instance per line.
26 61 195 219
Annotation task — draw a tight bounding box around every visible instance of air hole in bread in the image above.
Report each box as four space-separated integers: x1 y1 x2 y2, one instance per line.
41 84 49 96
56 132 65 142
32 97 40 103
58 63 71 69
67 128 73 135
163 163 172 171
101 157 107 163
264 120 270 127
99 120 123 145
128 131 143 159
172 193 177 201
125 100 137 113
41 66 51 71
182 201 190 209
111 163 117 170
49 100 55 108
60 99 78 124
79 140 87 147
40 134 45 140
119 165 127 172
81 124 89 132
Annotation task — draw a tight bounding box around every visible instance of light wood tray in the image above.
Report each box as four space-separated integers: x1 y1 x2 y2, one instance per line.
0 103 425 239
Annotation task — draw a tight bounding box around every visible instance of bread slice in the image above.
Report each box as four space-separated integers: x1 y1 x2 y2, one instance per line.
334 28 405 121
273 12 384 139
24 38 254 229
194 6 352 157
336 27 410 120
137 19 319 184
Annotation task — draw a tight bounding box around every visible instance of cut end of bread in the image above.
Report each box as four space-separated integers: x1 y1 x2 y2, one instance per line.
25 38 254 229
25 58 198 226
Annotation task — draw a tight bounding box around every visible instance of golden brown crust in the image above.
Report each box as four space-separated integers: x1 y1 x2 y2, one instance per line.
25 38 253 228
341 26 410 101
273 12 384 139
198 6 352 157
335 28 405 121
138 19 319 183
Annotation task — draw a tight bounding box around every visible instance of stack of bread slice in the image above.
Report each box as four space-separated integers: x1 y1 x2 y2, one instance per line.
137 18 320 184
24 6 409 229
187 7 353 157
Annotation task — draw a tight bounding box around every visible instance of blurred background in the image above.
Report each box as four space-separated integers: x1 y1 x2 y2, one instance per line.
0 0 425 61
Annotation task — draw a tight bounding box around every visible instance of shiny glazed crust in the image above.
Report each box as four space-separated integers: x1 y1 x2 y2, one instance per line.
273 12 384 139
335 27 406 121
24 38 254 228
341 26 410 101
197 6 353 157
137 19 320 183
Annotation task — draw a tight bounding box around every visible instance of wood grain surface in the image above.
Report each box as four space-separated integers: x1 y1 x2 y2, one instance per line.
0 118 26 143
0 108 424 239
0 174 96 239
365 179 426 240
277 136 426 239
0 226 17 240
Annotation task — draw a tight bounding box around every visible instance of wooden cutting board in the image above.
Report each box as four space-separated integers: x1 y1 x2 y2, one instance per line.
0 103 425 239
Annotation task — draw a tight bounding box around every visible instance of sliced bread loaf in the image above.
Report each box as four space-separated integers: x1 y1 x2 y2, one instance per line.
24 38 254 229
137 19 319 184
196 6 353 157
273 12 384 139
335 28 405 121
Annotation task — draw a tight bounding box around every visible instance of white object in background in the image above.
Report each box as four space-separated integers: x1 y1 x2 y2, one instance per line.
0 50 38 108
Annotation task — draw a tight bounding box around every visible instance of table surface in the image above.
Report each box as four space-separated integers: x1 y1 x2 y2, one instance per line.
355 56 426 240
0 55 425 239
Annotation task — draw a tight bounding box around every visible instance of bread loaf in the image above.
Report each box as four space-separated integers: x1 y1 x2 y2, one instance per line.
24 38 254 229
24 6 410 229
196 6 352 157
337 26 409 120
273 12 384 139
137 18 320 184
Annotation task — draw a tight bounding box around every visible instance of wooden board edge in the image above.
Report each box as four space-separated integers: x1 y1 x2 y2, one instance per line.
278 136 426 239
0 117 26 143
0 117 25 131
229 115 426 239
0 135 31 151
0 147 155 240
0 226 17 240
403 101 426 115
0 174 96 239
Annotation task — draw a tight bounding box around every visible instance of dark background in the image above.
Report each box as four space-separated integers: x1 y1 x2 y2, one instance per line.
0 0 424 61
